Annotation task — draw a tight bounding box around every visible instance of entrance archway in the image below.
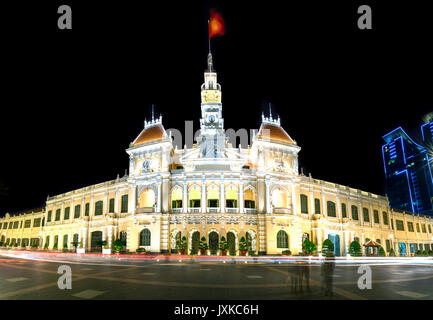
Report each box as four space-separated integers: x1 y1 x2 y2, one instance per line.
191 231 200 254
227 232 236 255
209 231 219 254
328 233 340 256
91 231 103 252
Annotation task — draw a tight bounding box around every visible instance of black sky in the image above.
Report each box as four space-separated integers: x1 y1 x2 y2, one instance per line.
0 0 432 215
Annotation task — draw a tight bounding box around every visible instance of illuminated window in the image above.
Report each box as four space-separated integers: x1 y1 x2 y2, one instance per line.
63 235 68 248
244 189 256 209
33 218 41 228
382 212 388 225
373 210 379 224
407 222 414 232
277 230 288 248
47 210 52 222
351 205 359 220
94 201 103 216
327 201 336 217
139 188 155 208
341 203 347 218
74 205 80 218
109 198 115 213
55 209 61 221
207 185 219 208
64 207 70 220
171 187 183 208
396 220 404 231
300 194 308 214
140 229 151 246
189 185 201 208
422 224 427 233
314 199 320 214
272 188 288 208
416 223 420 232
85 203 89 216
121 194 128 213
429 225 432 233
363 208 370 222
225 186 238 208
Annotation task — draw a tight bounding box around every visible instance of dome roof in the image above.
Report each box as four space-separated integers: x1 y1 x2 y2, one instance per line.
132 124 167 146
258 123 295 144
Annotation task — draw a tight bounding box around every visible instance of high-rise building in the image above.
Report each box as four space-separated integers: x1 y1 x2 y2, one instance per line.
382 115 433 216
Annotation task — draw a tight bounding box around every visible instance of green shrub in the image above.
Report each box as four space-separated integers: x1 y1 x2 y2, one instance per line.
219 236 228 251
389 248 396 256
302 240 317 255
322 239 334 257
379 247 386 256
199 237 208 252
53 243 58 250
136 248 146 253
349 240 362 256
429 250 433 257
423 250 429 256
113 239 124 253
239 237 247 251
44 242 49 250
282 250 291 255
177 236 188 252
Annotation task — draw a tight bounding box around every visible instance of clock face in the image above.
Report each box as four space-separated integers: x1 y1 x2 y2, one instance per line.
208 115 216 123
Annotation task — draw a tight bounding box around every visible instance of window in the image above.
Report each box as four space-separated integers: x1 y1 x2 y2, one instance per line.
300 194 308 214
396 219 404 231
45 236 50 247
139 229 151 246
376 239 381 244
172 199 182 208
3 223 7 229
121 194 128 213
109 198 115 213
407 222 414 232
73 234 79 243
272 187 288 208
55 209 61 221
33 218 41 228
54 235 59 246
94 201 103 216
0 223 2 229
244 189 255 209
327 201 336 217
429 225 432 233
13 221 19 229
373 210 379 224
63 235 68 248
189 186 201 208
74 205 80 218
225 186 238 208
363 208 370 222
391 219 394 230
64 207 70 220
416 223 420 232
85 203 89 216
47 210 52 222
277 230 289 248
9 222 13 229
382 212 388 225
341 203 347 218
422 224 427 233
314 198 320 215
351 205 359 220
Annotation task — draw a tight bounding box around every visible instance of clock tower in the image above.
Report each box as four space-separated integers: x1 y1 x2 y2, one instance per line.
197 52 226 158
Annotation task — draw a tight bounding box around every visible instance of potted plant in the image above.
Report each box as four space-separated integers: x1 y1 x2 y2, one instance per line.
199 237 208 255
113 239 123 255
63 243 69 252
102 241 111 255
76 242 85 254
21 242 26 250
71 241 79 252
178 236 187 255
322 239 335 257
31 244 38 250
44 242 49 250
282 250 292 256
349 240 362 257
136 247 146 255
239 236 248 256
219 236 228 256
379 247 386 256
53 243 58 250
302 240 317 255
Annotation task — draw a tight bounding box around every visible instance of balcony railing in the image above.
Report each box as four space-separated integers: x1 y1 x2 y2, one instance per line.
245 208 256 214
171 208 183 213
226 208 238 214
135 207 155 214
188 208 201 213
207 208 219 213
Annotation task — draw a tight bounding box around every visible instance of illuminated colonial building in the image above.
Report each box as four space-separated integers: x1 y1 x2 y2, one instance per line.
1 53 433 257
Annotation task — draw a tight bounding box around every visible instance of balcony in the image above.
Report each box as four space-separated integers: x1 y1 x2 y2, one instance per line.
171 208 183 214
188 208 201 213
272 207 291 214
226 208 238 214
207 208 220 213
245 208 256 214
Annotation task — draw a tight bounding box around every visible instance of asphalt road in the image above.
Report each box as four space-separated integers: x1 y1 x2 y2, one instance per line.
0 255 433 300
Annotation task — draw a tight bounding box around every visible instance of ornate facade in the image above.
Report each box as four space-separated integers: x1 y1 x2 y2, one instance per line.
1 53 433 256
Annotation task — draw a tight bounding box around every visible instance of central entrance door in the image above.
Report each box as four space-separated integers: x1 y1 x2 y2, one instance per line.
91 231 102 252
209 232 219 255
328 234 340 256
191 231 200 254
227 232 236 255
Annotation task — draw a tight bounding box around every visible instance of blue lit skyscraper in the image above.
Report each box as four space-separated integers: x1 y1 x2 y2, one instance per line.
382 115 433 216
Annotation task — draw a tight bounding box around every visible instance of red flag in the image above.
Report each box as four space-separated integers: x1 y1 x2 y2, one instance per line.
209 9 225 38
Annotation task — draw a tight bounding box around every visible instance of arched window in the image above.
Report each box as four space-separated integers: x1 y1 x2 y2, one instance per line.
189 185 201 208
225 185 238 208
171 187 183 208
94 201 103 216
63 234 68 249
244 188 256 208
140 229 151 246
363 208 370 222
327 201 336 217
207 185 219 208
351 205 359 220
139 188 155 208
277 230 289 248
272 187 288 208
120 231 127 246
300 194 308 213
73 234 79 244
341 203 347 218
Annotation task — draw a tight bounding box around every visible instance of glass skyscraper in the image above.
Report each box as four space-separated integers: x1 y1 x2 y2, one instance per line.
382 115 433 216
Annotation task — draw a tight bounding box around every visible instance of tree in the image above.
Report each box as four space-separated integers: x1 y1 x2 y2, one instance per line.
379 247 386 256
389 248 396 257
239 236 247 253
177 236 187 254
113 239 123 253
349 240 362 256
303 240 317 255
322 239 335 257
199 236 208 253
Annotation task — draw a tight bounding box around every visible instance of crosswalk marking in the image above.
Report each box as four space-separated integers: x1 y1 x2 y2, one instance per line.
396 291 428 298
247 275 263 279
141 272 156 276
6 277 28 282
73 290 105 299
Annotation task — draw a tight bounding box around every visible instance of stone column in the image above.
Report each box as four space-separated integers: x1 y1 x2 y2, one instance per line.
201 180 206 213
183 182 188 213
239 182 244 213
220 180 225 213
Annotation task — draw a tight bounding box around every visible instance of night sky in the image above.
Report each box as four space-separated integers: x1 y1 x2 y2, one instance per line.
0 0 431 215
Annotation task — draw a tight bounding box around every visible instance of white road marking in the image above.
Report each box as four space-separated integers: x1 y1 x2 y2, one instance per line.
200 268 212 271
154 263 186 266
73 290 105 299
6 277 28 282
247 275 263 279
81 268 94 271
332 274 341 277
396 291 428 298
141 272 157 276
